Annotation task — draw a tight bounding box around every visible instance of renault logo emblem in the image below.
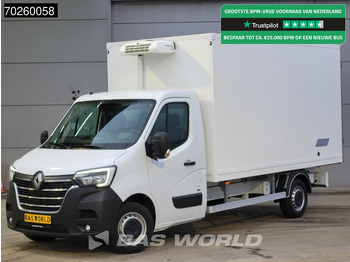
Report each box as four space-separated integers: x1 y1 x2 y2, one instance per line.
33 172 44 190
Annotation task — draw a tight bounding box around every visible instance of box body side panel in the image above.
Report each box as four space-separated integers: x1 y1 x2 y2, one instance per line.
210 42 342 182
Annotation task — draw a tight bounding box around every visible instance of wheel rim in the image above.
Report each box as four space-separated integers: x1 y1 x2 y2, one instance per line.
118 212 147 246
291 186 305 212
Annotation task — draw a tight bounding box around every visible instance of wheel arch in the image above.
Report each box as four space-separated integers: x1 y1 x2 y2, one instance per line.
124 194 156 223
286 170 312 197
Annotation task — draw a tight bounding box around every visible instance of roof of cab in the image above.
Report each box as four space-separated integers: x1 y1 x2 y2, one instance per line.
76 89 197 103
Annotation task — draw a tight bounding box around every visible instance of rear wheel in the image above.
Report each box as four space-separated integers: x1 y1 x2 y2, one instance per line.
280 178 308 218
110 202 154 254
25 234 55 242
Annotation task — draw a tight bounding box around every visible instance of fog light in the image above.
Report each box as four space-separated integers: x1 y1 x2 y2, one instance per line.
86 225 91 232
9 217 13 224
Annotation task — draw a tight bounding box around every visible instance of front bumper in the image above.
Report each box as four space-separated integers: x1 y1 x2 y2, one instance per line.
6 183 122 238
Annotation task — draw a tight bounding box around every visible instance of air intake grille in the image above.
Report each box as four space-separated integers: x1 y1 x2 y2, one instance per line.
124 43 151 54
14 173 75 213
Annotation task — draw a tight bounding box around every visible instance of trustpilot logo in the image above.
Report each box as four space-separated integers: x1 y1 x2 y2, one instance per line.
243 20 279 30
89 232 263 250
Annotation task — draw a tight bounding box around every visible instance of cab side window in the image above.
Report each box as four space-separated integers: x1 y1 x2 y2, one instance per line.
150 103 189 150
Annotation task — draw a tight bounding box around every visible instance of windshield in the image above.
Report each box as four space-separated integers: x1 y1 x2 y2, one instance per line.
43 99 156 149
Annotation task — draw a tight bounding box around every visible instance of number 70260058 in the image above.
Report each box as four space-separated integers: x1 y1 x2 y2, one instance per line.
4 3 58 18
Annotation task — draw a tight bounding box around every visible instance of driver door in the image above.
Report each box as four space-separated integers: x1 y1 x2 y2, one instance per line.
146 98 206 230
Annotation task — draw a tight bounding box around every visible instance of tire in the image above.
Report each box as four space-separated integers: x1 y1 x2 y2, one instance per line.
110 202 154 254
25 234 55 242
280 178 308 218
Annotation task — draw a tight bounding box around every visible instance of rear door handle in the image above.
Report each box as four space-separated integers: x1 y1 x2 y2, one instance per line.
184 160 196 166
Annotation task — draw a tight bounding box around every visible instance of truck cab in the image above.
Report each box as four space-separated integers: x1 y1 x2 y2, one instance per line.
7 90 207 253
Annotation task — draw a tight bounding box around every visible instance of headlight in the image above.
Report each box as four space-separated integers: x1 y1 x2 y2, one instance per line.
73 166 116 188
9 165 16 183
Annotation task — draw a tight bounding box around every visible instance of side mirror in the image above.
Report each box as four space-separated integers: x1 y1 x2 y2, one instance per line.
40 131 48 145
146 132 170 160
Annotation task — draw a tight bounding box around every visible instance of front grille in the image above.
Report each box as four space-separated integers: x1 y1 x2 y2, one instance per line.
14 173 75 213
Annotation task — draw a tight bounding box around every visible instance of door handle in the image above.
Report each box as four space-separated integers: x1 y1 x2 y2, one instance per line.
184 160 196 166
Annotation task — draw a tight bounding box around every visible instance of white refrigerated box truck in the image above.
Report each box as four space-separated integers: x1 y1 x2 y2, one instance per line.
7 33 342 253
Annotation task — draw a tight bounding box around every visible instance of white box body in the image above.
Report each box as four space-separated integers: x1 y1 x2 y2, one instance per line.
107 33 342 183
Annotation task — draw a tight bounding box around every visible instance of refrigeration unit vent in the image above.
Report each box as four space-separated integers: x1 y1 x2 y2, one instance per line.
120 40 176 56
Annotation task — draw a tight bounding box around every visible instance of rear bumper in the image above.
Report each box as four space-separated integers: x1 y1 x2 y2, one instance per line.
6 183 122 238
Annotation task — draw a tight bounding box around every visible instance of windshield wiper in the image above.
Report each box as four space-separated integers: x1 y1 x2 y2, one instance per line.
46 142 68 149
76 145 103 149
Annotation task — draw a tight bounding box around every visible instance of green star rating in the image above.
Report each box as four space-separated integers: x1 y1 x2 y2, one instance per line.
243 20 251 28
299 20 307 29
316 20 324 29
308 21 315 28
282 20 324 29
283 21 290 28
291 21 299 28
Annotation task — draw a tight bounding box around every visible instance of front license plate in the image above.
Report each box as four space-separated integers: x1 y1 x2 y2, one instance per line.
24 213 51 224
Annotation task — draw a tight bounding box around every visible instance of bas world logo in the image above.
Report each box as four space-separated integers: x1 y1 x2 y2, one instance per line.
89 231 109 250
88 232 263 250
174 234 262 247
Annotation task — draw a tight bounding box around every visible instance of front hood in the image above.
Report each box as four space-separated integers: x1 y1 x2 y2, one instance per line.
13 148 126 176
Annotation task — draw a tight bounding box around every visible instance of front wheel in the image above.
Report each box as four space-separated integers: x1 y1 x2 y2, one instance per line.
110 202 154 254
280 179 308 218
